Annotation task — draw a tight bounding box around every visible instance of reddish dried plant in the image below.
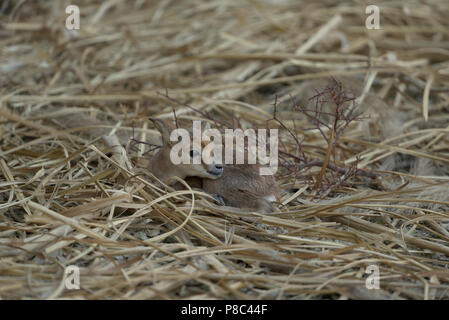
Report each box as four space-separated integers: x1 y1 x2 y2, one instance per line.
272 77 376 195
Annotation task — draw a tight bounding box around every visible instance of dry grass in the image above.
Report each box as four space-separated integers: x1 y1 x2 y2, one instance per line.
1 0 449 300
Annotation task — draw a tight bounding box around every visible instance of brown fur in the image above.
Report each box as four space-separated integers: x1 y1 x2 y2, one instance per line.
201 164 280 213
148 118 223 184
148 119 280 213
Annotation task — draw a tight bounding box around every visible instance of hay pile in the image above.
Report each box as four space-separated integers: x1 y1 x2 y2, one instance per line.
1 0 449 299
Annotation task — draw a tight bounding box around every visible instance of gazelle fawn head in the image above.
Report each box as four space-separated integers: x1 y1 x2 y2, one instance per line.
148 118 223 184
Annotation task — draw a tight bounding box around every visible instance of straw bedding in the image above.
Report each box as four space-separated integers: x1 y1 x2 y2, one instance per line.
1 0 449 299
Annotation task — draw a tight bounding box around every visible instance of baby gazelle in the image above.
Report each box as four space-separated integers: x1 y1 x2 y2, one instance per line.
148 118 280 213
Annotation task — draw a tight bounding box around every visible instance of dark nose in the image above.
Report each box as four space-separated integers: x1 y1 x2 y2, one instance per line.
213 164 224 176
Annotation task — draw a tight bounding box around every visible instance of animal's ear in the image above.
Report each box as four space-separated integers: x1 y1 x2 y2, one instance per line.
149 118 175 146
